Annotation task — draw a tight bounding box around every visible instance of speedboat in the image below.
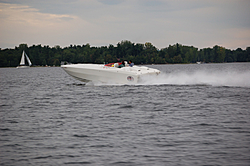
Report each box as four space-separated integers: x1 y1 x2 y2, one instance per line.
61 62 160 84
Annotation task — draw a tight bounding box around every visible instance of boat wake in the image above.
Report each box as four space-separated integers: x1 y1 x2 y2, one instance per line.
139 70 250 87
81 69 250 87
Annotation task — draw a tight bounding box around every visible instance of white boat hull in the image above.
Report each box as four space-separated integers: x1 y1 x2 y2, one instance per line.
16 66 30 69
61 64 160 84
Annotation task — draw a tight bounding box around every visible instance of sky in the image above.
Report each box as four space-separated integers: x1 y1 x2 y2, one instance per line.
0 0 250 50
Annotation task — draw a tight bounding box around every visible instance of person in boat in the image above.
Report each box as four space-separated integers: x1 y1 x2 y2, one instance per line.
118 61 125 68
129 60 134 67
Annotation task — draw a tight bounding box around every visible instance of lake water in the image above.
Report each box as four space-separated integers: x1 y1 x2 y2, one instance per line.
0 63 250 166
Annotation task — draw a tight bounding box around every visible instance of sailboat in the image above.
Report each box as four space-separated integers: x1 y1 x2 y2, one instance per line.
17 51 32 68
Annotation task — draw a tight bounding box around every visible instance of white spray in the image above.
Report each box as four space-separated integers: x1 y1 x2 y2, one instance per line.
140 70 250 87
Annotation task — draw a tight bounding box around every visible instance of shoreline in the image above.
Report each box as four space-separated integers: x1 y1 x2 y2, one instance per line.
1 62 249 68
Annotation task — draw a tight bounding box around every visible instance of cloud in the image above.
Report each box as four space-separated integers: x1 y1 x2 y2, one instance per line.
0 3 93 47
0 0 250 49
97 0 125 5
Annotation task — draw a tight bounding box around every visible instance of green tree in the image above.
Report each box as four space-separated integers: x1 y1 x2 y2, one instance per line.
246 47 250 61
0 41 249 67
172 54 183 63
213 45 225 63
53 59 60 66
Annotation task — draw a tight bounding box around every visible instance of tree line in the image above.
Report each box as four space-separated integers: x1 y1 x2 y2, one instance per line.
0 40 249 67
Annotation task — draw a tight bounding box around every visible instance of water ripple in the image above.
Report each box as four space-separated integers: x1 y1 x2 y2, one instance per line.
0 64 250 165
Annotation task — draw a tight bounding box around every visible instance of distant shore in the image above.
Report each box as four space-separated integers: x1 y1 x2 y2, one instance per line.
1 42 249 68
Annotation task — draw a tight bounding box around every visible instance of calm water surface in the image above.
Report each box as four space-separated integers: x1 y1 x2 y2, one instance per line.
0 63 250 166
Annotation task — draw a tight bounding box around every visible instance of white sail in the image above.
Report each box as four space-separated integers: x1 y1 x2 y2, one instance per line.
20 51 25 65
17 51 32 68
25 52 32 66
